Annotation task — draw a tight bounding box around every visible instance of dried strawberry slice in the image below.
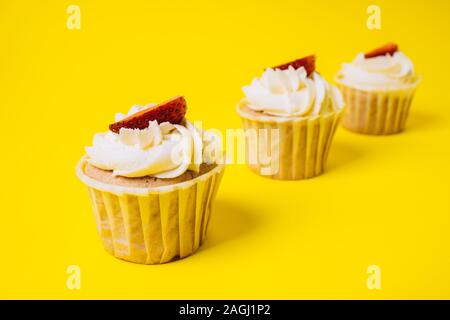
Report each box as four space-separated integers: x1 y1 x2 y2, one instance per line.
364 43 398 59
109 96 187 133
272 55 316 76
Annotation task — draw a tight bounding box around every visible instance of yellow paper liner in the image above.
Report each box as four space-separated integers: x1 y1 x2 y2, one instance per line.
237 104 344 180
338 83 419 135
76 158 225 264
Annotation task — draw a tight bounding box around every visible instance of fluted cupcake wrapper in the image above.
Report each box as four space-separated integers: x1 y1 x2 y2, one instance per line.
77 158 225 264
339 83 419 135
237 108 344 180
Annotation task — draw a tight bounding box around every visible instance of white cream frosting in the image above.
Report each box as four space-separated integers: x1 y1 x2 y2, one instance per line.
242 66 343 117
337 52 418 90
86 105 221 178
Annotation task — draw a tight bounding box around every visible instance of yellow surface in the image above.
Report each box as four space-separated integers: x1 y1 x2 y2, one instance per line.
0 0 449 299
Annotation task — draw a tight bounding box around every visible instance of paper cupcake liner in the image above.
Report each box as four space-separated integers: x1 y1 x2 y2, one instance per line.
339 84 418 135
76 158 225 264
237 106 344 180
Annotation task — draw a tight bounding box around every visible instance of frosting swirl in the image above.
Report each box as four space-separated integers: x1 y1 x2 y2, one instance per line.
85 105 221 178
242 66 343 117
336 52 418 90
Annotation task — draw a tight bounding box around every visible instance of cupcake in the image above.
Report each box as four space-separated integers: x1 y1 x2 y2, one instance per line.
76 96 225 264
336 43 421 135
236 55 345 180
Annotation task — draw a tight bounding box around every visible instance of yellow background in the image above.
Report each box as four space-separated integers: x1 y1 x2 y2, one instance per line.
1 0 449 299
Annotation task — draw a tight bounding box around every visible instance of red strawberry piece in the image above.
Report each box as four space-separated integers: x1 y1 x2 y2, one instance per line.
109 96 187 133
364 43 398 59
272 55 316 76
